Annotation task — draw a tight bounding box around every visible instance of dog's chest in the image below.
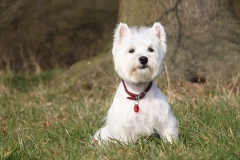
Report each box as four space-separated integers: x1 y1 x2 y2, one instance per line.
110 82 168 124
114 93 161 121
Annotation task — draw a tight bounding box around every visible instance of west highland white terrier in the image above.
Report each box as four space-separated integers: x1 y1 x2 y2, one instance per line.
93 22 178 144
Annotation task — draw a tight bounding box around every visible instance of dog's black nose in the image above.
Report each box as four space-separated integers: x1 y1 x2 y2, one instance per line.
139 56 148 65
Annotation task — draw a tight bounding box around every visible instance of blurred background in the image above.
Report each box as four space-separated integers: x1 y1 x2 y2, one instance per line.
0 0 119 71
0 0 240 84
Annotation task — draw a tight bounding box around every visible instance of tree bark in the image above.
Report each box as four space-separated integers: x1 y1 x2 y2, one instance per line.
119 0 240 82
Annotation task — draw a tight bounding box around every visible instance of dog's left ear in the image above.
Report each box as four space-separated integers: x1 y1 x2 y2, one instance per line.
151 22 166 43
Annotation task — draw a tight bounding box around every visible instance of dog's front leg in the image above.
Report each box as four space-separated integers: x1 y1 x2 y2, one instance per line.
93 125 111 145
155 112 178 143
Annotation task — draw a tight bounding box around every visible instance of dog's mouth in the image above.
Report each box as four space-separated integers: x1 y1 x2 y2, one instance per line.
138 65 148 69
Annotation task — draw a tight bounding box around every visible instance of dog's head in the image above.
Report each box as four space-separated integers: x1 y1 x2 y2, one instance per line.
112 22 167 83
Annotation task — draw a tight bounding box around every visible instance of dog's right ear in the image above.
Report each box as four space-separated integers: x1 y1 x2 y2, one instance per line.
114 23 131 44
151 22 166 43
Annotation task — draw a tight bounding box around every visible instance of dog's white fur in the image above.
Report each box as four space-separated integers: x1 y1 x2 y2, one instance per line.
93 22 178 144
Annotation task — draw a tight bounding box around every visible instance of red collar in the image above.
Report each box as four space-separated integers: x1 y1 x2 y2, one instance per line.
122 80 152 101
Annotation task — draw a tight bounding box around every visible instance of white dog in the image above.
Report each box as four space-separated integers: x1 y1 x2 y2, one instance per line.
93 22 178 144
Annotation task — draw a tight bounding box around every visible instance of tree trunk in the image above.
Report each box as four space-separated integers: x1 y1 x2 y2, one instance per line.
119 0 240 83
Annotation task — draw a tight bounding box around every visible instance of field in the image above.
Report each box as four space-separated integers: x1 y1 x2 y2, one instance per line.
0 71 239 159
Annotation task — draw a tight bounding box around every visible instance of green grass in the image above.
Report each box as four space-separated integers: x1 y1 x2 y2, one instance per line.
0 71 239 159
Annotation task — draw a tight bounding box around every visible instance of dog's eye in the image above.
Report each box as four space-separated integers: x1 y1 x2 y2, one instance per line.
148 47 154 52
129 49 135 53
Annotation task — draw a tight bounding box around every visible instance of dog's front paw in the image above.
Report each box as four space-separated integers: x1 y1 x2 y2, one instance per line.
163 134 178 144
91 138 99 145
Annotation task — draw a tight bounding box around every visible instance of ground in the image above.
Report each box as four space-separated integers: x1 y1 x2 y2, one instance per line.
0 70 239 159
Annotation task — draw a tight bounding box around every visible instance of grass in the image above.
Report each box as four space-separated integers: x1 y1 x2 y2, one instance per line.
0 70 239 159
